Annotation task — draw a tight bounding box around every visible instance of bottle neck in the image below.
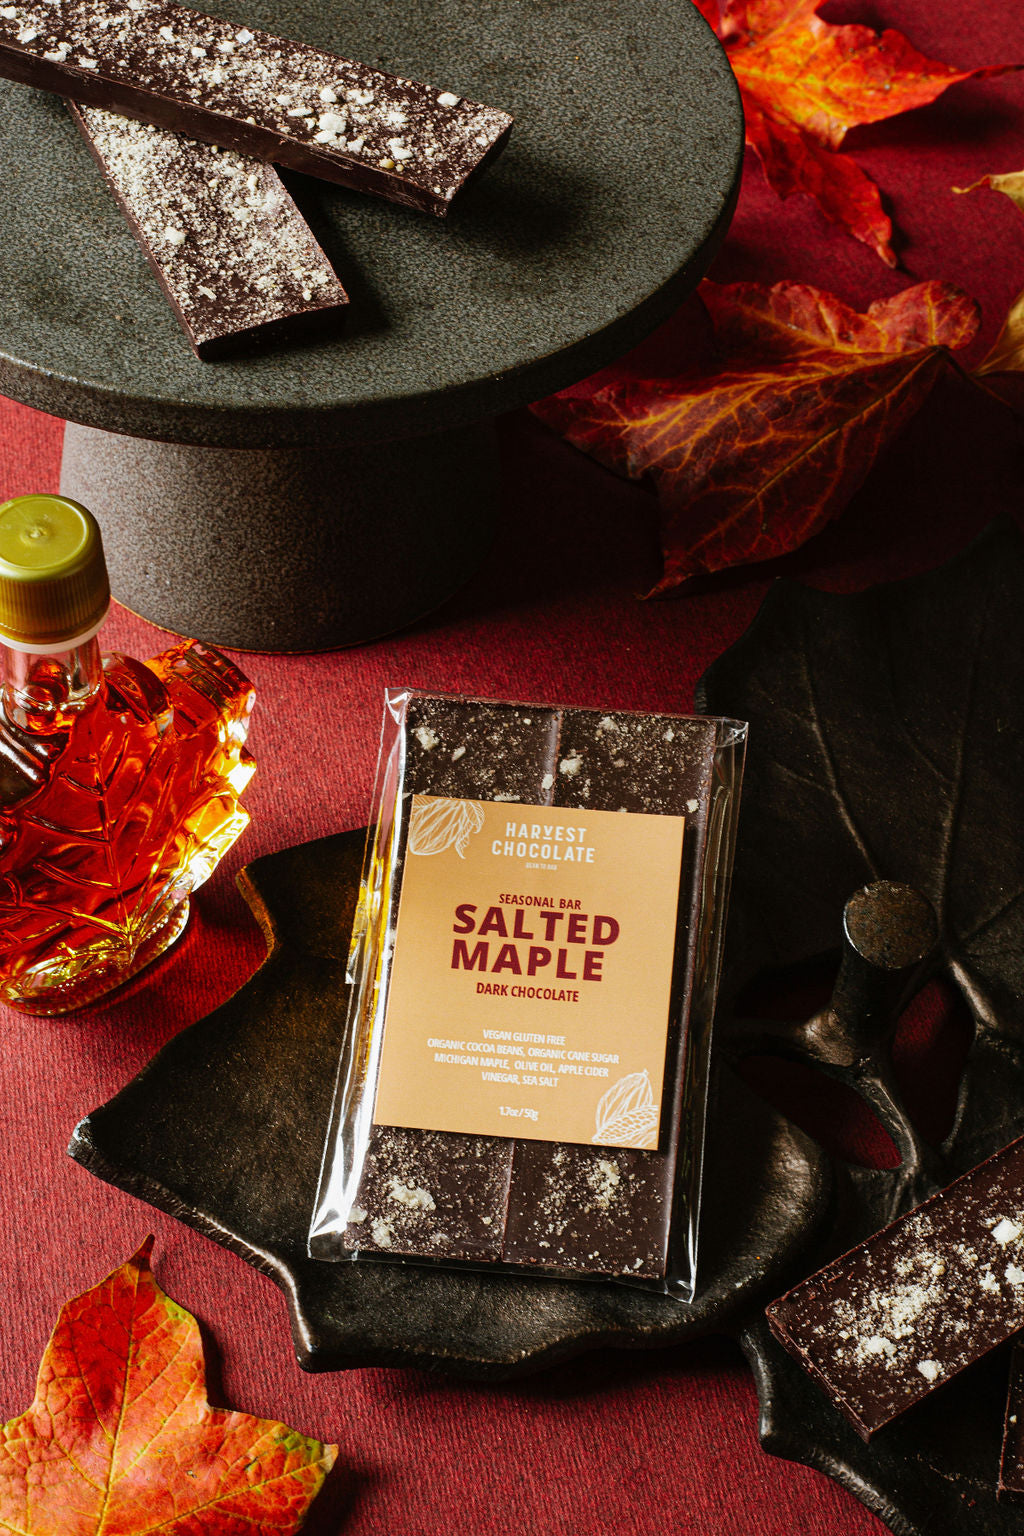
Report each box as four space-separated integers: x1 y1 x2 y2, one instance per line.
1 635 104 735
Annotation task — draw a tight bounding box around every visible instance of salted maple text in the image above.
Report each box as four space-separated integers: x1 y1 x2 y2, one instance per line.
451 902 620 981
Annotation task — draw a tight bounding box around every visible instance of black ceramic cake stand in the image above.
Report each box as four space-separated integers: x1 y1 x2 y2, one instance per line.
0 0 741 650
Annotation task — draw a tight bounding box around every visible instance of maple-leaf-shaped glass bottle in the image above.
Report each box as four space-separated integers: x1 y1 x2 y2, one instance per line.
0 494 255 1014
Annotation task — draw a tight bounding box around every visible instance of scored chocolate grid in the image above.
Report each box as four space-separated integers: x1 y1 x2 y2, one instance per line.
345 697 716 1280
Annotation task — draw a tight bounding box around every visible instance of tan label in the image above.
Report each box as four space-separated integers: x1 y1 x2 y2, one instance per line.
372 796 685 1151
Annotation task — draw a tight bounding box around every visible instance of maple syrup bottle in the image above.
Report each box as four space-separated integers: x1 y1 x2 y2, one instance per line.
0 494 255 1014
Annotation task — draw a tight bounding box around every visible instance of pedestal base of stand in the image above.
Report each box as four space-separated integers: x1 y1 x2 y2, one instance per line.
60 420 499 652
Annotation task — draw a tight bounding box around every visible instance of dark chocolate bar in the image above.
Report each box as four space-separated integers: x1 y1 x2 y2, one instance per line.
767 1135 1024 1441
0 0 512 215
500 711 716 1278
341 700 719 1281
1000 1340 1024 1500
69 103 348 358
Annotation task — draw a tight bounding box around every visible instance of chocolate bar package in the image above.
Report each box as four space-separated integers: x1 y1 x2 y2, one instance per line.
309 690 746 1299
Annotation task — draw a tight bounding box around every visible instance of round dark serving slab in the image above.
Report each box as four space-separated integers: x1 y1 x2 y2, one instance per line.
0 0 742 449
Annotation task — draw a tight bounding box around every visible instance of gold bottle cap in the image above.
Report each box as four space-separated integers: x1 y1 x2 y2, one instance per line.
0 495 111 651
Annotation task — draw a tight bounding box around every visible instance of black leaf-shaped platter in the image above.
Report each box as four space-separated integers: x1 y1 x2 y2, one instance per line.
69 825 829 1375
697 519 1024 1536
71 521 1024 1534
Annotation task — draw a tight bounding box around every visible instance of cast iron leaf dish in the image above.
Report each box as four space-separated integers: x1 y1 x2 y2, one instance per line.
69 827 828 1376
698 519 1024 1536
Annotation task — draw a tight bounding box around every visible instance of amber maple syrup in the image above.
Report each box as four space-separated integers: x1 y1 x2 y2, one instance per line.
0 494 254 1014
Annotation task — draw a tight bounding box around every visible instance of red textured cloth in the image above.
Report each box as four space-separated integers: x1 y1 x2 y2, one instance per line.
1 4 1023 1532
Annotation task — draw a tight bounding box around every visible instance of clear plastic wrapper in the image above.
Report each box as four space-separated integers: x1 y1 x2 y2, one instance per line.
309 689 746 1300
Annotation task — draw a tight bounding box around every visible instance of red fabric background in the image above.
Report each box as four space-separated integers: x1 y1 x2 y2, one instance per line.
1 3 1024 1530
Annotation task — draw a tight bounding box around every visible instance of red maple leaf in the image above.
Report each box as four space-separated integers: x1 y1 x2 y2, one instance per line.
532 279 978 594
695 0 1016 263
0 1239 337 1534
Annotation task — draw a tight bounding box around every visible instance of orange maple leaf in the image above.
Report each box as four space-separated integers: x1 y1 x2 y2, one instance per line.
0 1239 337 1534
695 0 1017 263
532 279 978 594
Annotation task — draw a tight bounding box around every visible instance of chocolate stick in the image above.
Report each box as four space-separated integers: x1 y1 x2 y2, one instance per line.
0 0 513 215
767 1135 1024 1441
70 102 349 359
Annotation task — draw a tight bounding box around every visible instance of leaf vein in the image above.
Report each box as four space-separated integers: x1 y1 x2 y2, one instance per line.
800 621 880 879
937 607 987 928
134 1458 328 1536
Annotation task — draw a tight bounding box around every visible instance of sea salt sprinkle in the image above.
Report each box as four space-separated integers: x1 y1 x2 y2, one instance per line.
768 1135 1024 1440
70 103 348 357
387 1177 436 1211
0 0 512 214
344 1124 513 1262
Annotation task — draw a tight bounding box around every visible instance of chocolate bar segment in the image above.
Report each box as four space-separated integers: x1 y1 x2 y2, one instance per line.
500 712 717 1278
345 1127 511 1263
400 697 559 805
69 103 348 359
0 0 512 215
551 710 719 819
767 1135 1024 1441
502 1141 675 1278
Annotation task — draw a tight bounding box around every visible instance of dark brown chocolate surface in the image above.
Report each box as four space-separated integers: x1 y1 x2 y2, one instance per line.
69 102 348 358
344 1125 510 1262
550 710 718 819
0 0 512 216
767 1135 1024 1442
401 697 560 804
341 696 720 1282
501 1141 674 1279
